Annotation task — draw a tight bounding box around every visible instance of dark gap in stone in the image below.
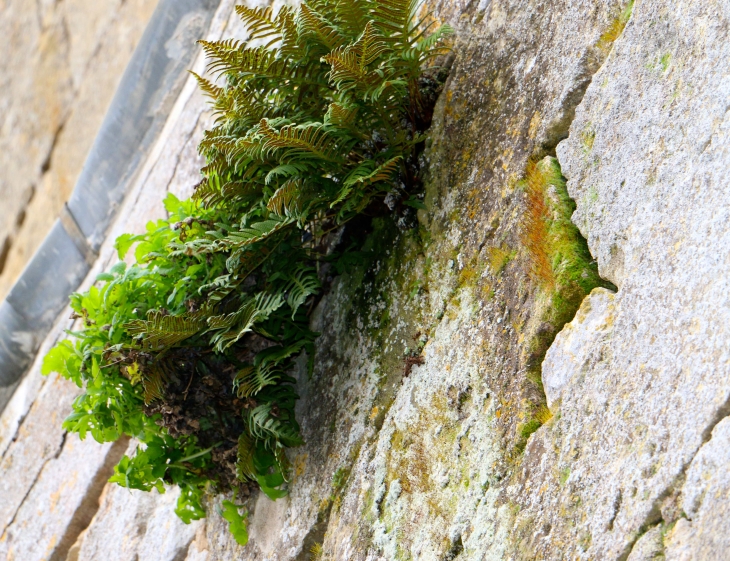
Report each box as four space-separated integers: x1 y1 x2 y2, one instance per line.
0 236 11 275
48 436 130 561
41 122 65 174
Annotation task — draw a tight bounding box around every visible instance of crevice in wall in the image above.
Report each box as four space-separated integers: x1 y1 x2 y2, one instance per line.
41 121 66 174
519 0 634 421
49 436 129 561
0 237 11 276
620 392 730 560
294 501 333 561
510 1 635 484
1 429 70 534
537 0 635 158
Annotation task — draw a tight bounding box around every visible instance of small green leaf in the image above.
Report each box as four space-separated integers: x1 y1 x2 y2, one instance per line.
221 500 249 545
404 196 427 210
114 233 136 260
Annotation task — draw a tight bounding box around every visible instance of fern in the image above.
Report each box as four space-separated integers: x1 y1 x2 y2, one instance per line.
124 309 207 351
42 0 451 543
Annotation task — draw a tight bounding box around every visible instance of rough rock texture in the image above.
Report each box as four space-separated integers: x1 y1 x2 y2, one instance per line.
663 418 730 559
3 0 730 559
70 469 202 561
0 0 158 300
515 0 730 557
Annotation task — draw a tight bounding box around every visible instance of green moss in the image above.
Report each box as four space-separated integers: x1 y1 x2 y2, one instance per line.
595 0 634 56
660 52 672 72
519 419 542 440
580 125 596 153
559 467 571 487
487 246 515 276
521 157 614 385
332 466 351 492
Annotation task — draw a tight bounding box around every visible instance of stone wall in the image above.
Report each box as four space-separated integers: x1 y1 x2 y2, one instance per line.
0 0 158 300
2 0 730 559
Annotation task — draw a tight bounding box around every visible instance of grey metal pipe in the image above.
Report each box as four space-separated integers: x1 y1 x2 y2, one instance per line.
0 0 222 397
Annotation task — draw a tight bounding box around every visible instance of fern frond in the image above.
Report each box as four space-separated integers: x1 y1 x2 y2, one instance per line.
236 431 257 481
284 265 320 317
207 293 285 351
189 71 222 100
343 156 402 188
267 180 300 216
297 3 347 50
245 403 303 447
234 343 306 398
236 5 302 54
371 0 420 37
223 216 292 248
141 361 172 405
124 310 207 351
235 5 279 42
234 360 295 399
324 102 359 127
199 38 249 76
334 0 375 38
259 120 342 163
323 22 389 91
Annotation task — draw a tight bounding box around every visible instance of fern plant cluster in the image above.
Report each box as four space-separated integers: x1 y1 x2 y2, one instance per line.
42 0 451 541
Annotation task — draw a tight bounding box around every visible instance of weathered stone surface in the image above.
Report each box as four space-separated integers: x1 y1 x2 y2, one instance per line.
663 417 730 560
542 288 615 412
4 0 730 558
0 433 126 561
511 0 730 557
0 0 158 299
70 472 202 561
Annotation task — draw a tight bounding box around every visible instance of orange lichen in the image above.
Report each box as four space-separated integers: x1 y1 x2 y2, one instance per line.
521 159 556 289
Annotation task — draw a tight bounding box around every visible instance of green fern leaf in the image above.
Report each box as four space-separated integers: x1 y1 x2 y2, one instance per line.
371 0 419 37
124 310 207 350
259 119 342 163
297 3 347 50
207 293 285 351
236 431 257 481
284 265 320 317
322 21 389 91
245 403 303 447
343 155 402 188
223 216 292 248
266 180 300 215
235 5 279 42
324 102 359 127
188 71 222 100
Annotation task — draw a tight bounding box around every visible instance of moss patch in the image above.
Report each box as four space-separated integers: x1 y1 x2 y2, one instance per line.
520 156 614 394
595 0 635 56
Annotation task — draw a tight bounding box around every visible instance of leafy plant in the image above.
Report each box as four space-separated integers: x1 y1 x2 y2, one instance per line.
42 0 450 541
220 499 249 545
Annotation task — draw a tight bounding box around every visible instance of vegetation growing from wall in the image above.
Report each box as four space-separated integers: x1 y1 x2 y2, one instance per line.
520 156 614 394
42 0 451 543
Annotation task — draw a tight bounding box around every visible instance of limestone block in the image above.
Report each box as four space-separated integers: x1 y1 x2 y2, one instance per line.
541 288 616 411
663 417 730 560
512 0 730 557
0 373 81 530
0 434 126 561
0 0 158 300
71 481 202 561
